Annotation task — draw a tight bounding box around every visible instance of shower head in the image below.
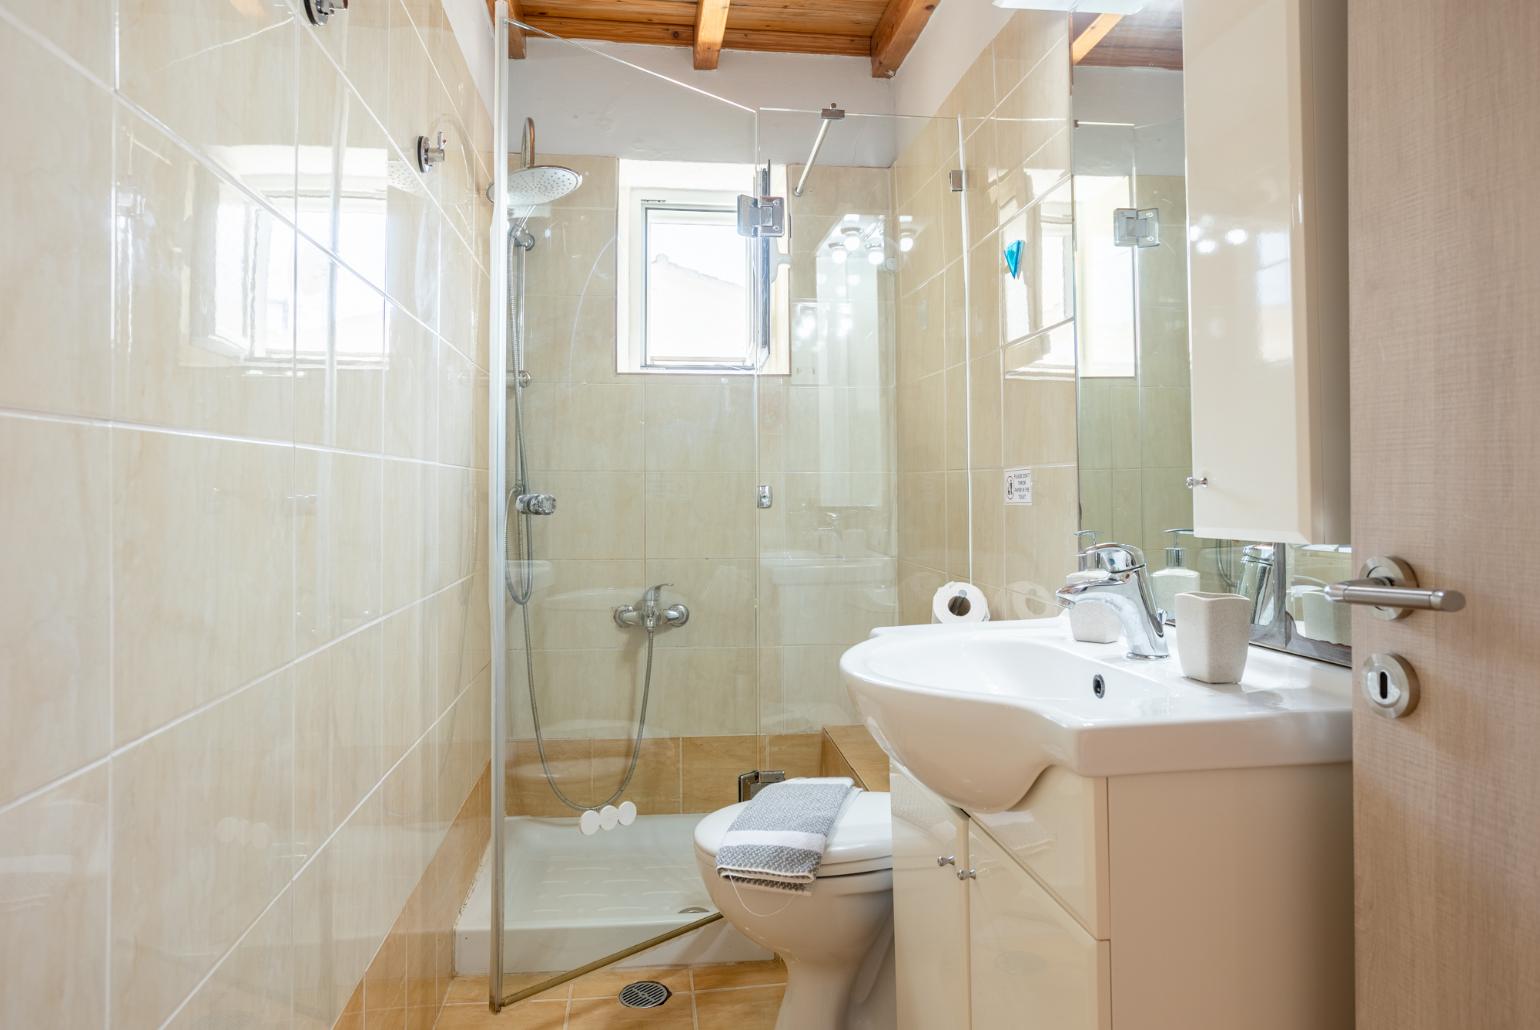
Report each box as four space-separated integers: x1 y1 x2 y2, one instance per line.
507 164 583 207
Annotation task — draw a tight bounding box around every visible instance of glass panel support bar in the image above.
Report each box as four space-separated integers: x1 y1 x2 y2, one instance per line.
501 913 726 1008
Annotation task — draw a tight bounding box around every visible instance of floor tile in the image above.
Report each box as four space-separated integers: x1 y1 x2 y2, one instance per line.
566 993 694 1029
690 959 788 992
693 985 785 1030
569 965 692 1000
435 998 567 1028
445 975 570 1006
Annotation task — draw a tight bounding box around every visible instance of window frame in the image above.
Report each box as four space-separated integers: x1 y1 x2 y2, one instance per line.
616 164 789 377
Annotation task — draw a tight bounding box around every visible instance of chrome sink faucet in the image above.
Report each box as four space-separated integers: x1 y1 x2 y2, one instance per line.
1055 543 1170 659
614 583 690 633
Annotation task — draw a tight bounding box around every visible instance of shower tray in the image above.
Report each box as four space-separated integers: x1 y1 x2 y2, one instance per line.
454 813 769 975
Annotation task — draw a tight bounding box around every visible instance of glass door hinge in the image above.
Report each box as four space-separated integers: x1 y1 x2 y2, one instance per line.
1113 207 1160 247
737 194 785 238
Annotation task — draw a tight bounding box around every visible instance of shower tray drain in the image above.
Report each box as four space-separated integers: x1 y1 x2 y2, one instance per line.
618 980 672 1009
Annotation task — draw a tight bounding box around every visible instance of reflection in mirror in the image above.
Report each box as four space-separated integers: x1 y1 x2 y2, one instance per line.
1068 1 1352 662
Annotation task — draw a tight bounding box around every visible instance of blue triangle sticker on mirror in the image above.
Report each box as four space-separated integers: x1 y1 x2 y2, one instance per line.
1003 239 1024 279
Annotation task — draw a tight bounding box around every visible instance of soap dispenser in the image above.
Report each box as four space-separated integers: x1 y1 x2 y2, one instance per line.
1152 528 1200 614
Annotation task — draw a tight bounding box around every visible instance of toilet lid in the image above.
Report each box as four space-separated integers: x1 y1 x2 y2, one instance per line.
694 790 892 876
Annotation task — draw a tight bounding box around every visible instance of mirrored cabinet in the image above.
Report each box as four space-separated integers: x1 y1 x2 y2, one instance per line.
1070 0 1352 661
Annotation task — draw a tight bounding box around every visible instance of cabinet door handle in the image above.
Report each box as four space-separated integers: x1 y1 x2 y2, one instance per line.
936 855 956 867
957 868 977 880
1185 475 1209 489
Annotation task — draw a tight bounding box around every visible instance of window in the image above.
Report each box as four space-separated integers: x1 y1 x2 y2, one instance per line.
616 160 789 375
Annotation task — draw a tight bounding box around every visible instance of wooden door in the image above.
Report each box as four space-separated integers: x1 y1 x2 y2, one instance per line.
1350 2 1540 1026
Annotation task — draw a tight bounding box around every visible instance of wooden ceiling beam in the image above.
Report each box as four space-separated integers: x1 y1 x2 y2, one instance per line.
487 0 527 58
870 0 938 78
1071 12 1122 64
522 15 870 56
694 0 732 69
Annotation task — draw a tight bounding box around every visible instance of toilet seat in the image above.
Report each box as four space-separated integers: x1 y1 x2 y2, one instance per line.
694 790 892 877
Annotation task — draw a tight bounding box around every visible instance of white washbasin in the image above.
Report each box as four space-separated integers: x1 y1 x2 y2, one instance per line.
840 616 1352 812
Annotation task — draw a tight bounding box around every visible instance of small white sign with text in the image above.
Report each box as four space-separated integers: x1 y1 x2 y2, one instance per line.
1004 468 1033 505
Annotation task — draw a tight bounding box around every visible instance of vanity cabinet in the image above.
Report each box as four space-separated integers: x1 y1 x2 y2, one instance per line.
891 767 971 1030
967 825 1110 1030
1182 0 1349 544
891 762 1353 1030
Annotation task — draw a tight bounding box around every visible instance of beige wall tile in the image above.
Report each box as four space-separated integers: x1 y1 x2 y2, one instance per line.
651 648 759 738
112 430 296 743
111 673 294 1027
898 472 947 572
384 309 441 461
523 208 619 299
764 733 823 779
382 602 439 769
295 239 387 454
1 3 492 1026
296 450 385 650
386 175 444 332
646 559 757 650
681 735 759 814
530 471 646 560
971 470 1008 589
522 382 645 471
645 474 757 559
382 457 439 611
115 109 297 442
0 419 110 803
992 11 1069 106
968 350 1004 469
643 378 757 474
294 627 386 856
526 560 645 651
119 0 297 212
897 561 947 625
520 290 621 386
0 768 108 1028
760 644 861 734
167 885 294 1029
293 797 391 1028
0 22 112 420
507 737 591 816
592 737 681 814
898 372 945 473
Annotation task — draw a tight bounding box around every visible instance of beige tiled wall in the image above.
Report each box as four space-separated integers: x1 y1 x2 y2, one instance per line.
1078 174 1196 575
0 1 492 1027
508 151 897 811
895 12 1078 625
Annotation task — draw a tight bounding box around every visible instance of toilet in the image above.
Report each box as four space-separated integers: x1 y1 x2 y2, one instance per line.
693 791 896 1030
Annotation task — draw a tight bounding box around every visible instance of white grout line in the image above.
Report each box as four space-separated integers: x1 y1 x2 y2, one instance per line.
0 407 486 475
0 572 480 821
156 670 485 1030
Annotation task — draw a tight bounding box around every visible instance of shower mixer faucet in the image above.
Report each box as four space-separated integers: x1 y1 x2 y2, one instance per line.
614 583 690 632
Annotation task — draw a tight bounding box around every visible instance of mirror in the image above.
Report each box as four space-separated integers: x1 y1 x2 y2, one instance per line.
1068 1 1353 661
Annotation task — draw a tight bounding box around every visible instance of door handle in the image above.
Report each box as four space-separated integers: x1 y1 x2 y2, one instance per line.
1325 555 1465 620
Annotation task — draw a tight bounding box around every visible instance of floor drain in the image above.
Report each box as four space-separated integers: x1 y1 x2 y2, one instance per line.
678 906 709 914
618 980 672 1008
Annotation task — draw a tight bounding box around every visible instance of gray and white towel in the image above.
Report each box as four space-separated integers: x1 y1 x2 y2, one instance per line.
715 777 858 894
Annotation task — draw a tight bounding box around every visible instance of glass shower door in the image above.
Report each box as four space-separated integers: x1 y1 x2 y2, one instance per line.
488 23 766 1007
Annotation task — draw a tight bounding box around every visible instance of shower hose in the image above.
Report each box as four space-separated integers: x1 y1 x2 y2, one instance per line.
505 227 655 813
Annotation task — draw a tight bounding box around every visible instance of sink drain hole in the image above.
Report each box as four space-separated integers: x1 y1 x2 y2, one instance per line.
619 980 672 1008
1092 674 1106 699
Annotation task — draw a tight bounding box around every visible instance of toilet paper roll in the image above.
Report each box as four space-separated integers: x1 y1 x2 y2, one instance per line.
933 582 991 624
